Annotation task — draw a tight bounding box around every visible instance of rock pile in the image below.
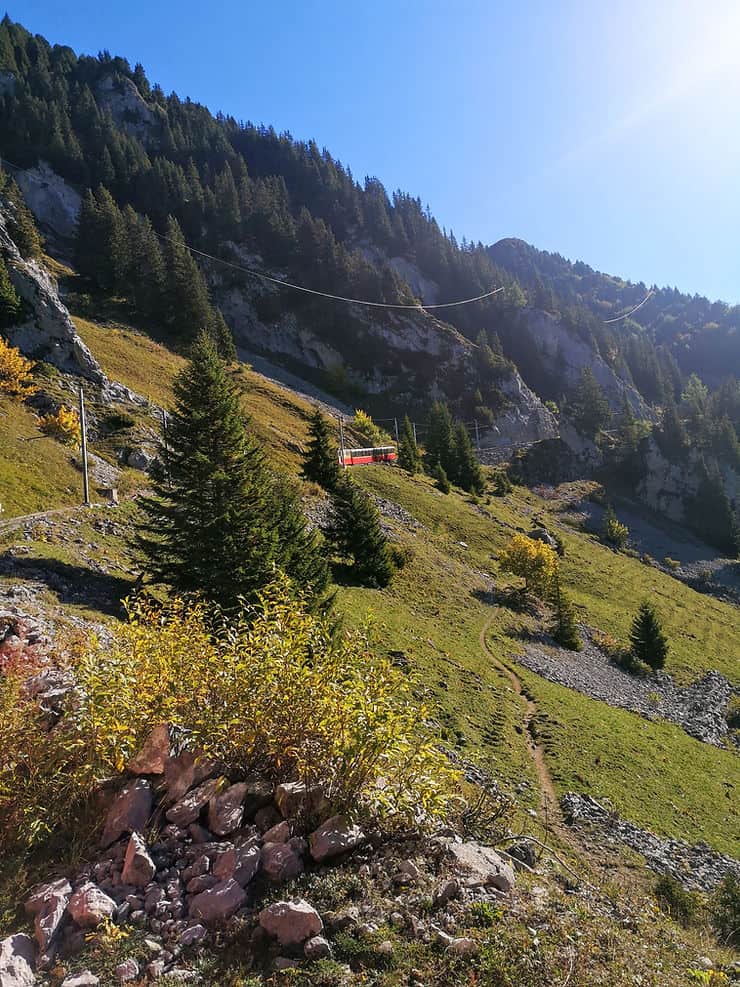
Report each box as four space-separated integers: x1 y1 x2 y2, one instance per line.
520 631 736 747
0 725 516 982
562 793 740 892
0 609 49 669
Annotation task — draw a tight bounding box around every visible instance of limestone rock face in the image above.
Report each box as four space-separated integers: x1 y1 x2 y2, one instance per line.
0 205 103 381
0 933 36 987
259 899 323 946
16 160 81 242
94 74 159 138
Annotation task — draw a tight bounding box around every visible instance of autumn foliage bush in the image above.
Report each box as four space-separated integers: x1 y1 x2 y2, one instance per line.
0 578 458 853
0 334 37 398
38 405 81 446
498 532 559 598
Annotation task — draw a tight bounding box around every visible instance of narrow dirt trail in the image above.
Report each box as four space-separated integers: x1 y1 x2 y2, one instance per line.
479 616 566 834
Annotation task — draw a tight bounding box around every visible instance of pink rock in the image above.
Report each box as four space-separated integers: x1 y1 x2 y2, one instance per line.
259 899 323 946
213 844 261 887
188 879 245 924
163 751 216 804
207 782 247 836
166 778 223 826
261 843 303 883
25 878 72 916
274 781 329 820
127 724 170 775
262 820 291 844
309 815 365 863
0 933 36 987
121 832 156 886
101 779 153 847
254 804 282 832
35 891 69 951
67 883 117 928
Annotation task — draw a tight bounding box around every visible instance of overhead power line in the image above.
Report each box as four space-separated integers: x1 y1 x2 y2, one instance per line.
1 155 503 313
602 289 655 323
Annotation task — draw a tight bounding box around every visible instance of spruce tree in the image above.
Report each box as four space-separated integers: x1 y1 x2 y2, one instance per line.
397 415 420 474
433 462 451 494
451 421 484 494
325 474 394 587
3 177 42 258
629 601 669 671
161 215 214 336
137 331 327 610
424 401 454 474
568 367 611 438
550 577 582 650
0 256 22 327
269 473 330 605
301 407 341 490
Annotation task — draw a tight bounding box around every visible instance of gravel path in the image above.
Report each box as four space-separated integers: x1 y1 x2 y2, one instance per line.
518 630 736 748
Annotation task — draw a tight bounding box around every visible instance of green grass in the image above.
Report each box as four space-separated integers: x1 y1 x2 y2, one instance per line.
0 396 83 517
521 670 739 856
5 315 739 855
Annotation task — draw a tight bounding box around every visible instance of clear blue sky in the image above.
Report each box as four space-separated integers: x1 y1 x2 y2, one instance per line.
14 0 740 302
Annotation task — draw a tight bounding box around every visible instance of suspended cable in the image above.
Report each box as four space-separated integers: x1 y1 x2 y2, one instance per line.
0 155 503 312
602 289 654 323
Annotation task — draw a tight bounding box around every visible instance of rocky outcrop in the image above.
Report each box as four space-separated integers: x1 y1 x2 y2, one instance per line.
520 308 649 416
16 161 81 244
94 74 160 139
0 203 103 381
479 370 558 461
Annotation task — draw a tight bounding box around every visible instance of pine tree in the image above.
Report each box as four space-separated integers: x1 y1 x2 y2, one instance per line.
397 415 420 474
424 401 454 474
325 474 394 587
161 215 214 336
269 473 330 605
301 407 341 490
433 462 451 494
568 367 611 438
451 421 484 493
0 256 22 327
3 177 42 258
550 577 582 650
137 331 327 610
629 601 669 671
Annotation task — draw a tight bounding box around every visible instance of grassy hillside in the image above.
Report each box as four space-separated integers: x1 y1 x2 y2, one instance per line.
3 314 738 858
0 397 83 517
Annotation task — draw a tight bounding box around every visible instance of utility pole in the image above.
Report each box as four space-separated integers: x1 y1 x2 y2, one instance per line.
412 422 418 445
474 419 480 450
79 386 90 505
161 407 172 487
338 414 347 468
394 417 399 445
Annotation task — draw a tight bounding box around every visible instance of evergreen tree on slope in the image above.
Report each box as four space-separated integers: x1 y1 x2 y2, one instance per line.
137 330 327 610
301 406 341 490
398 415 420 474
325 474 394 587
629 601 669 671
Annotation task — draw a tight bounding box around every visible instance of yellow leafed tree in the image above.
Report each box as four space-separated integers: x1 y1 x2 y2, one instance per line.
0 335 37 398
499 532 559 598
39 405 81 446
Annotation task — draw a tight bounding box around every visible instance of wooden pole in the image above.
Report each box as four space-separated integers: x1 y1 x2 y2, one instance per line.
394 417 399 444
79 386 90 505
474 419 480 450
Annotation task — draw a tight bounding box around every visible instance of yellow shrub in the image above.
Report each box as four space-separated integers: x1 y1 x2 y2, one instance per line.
0 335 37 398
39 405 81 446
353 409 391 445
0 578 459 852
498 532 559 598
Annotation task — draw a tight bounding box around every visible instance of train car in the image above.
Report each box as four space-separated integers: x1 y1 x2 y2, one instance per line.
339 445 397 466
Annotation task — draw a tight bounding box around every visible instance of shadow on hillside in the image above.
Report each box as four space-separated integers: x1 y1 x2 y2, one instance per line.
0 553 133 616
